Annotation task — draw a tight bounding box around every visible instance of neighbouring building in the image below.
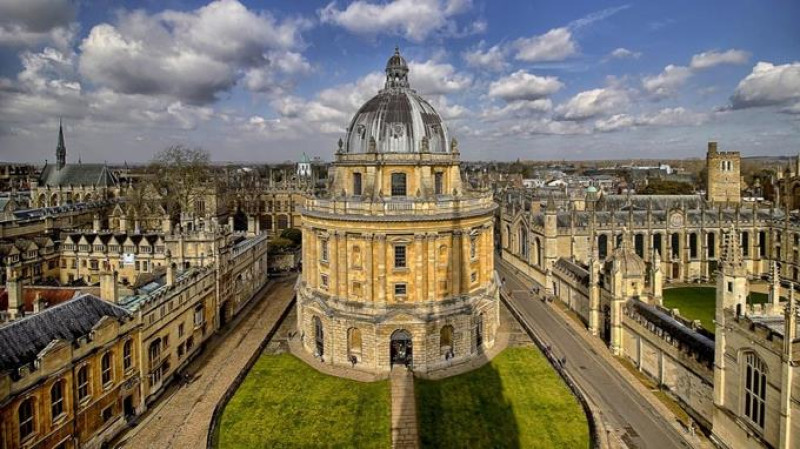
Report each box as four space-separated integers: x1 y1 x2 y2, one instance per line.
706 141 742 204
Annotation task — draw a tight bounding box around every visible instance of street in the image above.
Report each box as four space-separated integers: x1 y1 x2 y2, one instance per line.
497 258 692 449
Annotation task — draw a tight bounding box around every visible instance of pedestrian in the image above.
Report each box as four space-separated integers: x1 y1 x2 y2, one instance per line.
560 356 567 367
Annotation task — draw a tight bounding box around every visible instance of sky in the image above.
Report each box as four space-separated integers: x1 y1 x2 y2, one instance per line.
0 0 798 164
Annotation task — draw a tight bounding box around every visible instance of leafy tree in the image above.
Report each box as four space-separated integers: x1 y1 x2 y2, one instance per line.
280 228 302 246
641 179 694 195
270 237 295 253
148 145 211 216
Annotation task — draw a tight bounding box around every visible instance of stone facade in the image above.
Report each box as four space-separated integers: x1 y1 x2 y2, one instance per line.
296 49 499 375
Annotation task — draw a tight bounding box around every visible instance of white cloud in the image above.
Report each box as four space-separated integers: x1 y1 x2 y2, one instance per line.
0 0 77 49
690 49 749 70
609 47 641 59
488 70 563 102
642 64 692 98
480 99 552 121
408 60 472 95
514 27 577 62
731 62 800 113
594 107 709 132
318 0 475 42
78 0 311 104
555 86 630 121
462 42 507 72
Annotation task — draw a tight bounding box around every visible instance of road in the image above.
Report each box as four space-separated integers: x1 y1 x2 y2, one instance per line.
497 258 691 449
114 275 297 449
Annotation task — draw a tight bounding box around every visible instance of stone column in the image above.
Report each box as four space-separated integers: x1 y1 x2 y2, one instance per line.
365 234 374 302
452 231 462 296
414 234 424 302
331 231 340 298
376 234 387 303
427 233 437 301
338 232 347 299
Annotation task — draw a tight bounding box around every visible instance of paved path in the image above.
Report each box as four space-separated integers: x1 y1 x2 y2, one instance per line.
115 275 297 449
497 258 696 449
391 367 420 449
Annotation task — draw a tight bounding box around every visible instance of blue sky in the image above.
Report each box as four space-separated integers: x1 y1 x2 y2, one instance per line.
0 0 797 163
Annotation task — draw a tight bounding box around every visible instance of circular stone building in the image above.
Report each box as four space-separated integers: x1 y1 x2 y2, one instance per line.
296 48 499 374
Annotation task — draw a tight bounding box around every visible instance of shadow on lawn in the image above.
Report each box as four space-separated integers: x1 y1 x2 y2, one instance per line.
416 352 520 449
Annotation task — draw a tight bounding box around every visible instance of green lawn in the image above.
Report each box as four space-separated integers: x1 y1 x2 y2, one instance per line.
415 347 590 449
217 353 391 449
663 287 771 334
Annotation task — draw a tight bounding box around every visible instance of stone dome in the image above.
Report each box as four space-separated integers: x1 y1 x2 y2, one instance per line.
343 47 451 154
605 239 647 278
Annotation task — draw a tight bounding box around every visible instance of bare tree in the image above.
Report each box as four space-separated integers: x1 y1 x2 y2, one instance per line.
148 145 212 217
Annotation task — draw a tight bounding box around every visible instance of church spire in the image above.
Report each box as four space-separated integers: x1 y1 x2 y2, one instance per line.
56 118 66 170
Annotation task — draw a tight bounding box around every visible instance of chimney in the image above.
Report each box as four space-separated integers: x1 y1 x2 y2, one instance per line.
100 270 118 303
166 250 175 286
5 267 22 320
93 213 101 232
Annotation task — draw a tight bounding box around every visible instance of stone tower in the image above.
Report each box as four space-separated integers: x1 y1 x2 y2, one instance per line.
705 141 741 204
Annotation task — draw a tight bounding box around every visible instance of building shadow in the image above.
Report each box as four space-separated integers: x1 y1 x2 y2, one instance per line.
415 351 520 449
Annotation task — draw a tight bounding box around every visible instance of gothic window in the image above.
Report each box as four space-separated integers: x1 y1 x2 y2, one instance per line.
394 245 407 268
519 227 528 259
51 380 64 420
391 173 407 196
353 172 362 196
77 366 89 400
743 352 767 429
19 398 34 440
434 172 444 195
652 233 663 258
689 233 698 259
598 234 608 260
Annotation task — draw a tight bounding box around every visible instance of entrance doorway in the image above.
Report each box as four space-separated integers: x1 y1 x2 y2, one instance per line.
390 329 413 367
123 396 135 420
314 316 324 357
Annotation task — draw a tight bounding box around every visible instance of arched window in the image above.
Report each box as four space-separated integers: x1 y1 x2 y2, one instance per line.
634 234 644 258
101 352 113 385
671 233 680 258
519 227 528 259
51 381 64 420
707 233 716 258
598 234 608 260
440 325 454 356
347 328 362 359
534 237 542 266
77 366 89 400
743 352 767 429
391 173 407 196
652 233 663 258
689 233 698 259
19 398 35 440
123 340 133 371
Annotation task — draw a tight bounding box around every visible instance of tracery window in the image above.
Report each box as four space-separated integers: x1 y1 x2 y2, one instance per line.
743 352 767 429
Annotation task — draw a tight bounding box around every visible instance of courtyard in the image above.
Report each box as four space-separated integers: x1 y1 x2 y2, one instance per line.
216 353 392 448
663 286 771 333
415 347 590 449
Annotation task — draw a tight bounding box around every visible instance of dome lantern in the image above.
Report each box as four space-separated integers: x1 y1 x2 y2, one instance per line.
385 46 409 89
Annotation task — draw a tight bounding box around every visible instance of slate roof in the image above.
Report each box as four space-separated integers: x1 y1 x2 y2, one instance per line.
629 299 715 363
39 163 118 188
0 294 131 372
